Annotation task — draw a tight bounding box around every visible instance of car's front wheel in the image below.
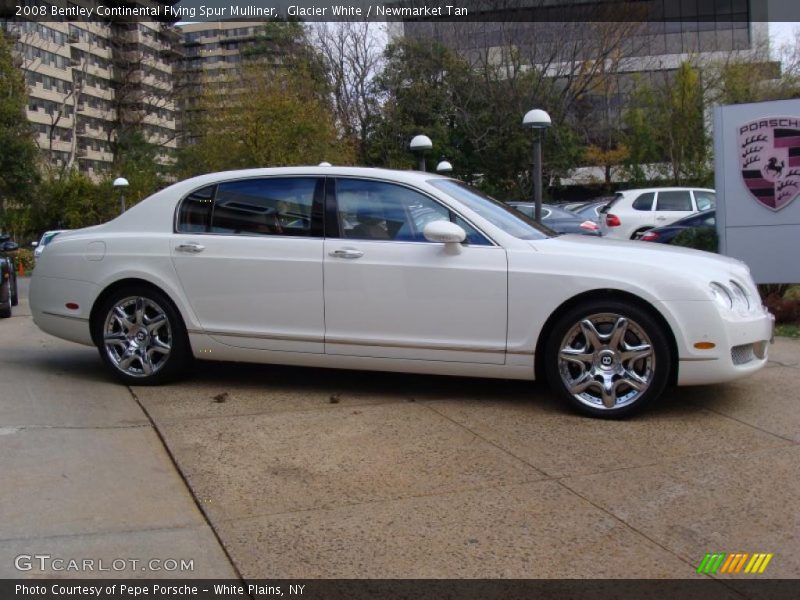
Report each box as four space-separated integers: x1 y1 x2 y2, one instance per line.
92 286 190 385
545 300 671 418
10 271 18 306
0 277 10 318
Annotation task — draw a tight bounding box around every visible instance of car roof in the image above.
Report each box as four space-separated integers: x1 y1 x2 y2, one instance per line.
619 187 715 195
174 166 451 190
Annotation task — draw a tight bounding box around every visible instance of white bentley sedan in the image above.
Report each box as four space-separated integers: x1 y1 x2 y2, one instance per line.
30 167 773 417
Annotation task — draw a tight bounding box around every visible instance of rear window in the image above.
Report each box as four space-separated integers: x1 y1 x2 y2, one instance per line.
176 185 215 233
632 192 654 211
694 190 716 211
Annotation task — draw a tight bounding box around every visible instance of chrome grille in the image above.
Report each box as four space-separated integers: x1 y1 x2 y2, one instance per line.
731 344 755 366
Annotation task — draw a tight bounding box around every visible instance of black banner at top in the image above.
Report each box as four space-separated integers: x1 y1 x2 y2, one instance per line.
1 0 799 23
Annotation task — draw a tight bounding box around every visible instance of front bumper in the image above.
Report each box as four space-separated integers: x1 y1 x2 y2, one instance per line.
659 300 774 386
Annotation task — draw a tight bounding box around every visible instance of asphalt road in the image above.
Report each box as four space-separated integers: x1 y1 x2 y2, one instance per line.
2 277 799 580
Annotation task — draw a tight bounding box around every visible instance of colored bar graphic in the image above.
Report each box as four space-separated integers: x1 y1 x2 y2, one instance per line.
697 553 726 574
700 552 774 575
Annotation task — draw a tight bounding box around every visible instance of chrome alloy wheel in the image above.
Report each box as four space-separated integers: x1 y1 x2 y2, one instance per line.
102 296 172 378
557 313 655 410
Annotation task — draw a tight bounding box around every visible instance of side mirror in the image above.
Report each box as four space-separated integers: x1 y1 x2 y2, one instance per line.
2 241 18 252
31 241 39 248
423 220 466 244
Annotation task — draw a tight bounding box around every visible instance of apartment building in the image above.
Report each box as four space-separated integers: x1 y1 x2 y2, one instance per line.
2 19 179 177
400 0 771 72
175 21 266 141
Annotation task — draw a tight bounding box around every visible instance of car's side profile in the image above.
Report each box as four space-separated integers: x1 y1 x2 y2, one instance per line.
30 168 772 417
600 187 716 240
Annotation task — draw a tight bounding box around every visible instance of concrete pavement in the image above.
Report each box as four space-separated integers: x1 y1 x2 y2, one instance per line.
0 278 236 578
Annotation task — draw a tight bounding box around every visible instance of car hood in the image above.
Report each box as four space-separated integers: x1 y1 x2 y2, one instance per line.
531 234 752 287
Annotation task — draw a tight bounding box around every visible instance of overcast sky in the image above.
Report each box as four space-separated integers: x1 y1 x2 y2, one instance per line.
769 22 798 57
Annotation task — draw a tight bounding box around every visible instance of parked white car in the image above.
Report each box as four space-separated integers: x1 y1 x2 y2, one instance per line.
30 168 772 417
600 188 716 240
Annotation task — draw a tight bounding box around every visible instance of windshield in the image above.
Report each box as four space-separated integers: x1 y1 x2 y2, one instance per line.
429 180 554 240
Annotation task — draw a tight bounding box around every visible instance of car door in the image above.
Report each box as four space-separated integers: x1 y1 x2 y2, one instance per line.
170 177 325 353
323 177 508 364
654 190 694 227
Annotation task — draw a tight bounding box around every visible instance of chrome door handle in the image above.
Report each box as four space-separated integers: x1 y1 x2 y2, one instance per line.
176 242 205 253
329 248 363 259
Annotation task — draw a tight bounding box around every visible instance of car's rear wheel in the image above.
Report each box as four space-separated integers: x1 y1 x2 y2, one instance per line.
92 286 189 385
631 227 652 240
544 300 671 418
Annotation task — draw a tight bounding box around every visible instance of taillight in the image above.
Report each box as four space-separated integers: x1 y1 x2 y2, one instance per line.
606 213 621 227
641 231 659 241
579 220 599 231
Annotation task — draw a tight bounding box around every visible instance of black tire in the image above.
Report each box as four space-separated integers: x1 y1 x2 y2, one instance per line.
544 299 671 418
91 285 190 385
10 271 18 306
631 227 652 240
0 279 10 318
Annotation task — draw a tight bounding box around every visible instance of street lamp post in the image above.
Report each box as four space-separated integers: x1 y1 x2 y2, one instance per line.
522 109 551 223
409 135 433 171
112 177 129 214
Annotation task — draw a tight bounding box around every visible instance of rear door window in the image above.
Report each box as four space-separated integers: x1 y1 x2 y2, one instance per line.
210 177 322 237
656 191 692 211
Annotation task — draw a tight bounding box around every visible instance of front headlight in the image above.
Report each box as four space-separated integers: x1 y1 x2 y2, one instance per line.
729 280 751 311
709 282 734 310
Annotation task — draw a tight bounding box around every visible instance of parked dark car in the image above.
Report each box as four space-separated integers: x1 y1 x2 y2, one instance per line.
507 202 601 236
1 234 20 318
639 209 716 244
571 198 614 221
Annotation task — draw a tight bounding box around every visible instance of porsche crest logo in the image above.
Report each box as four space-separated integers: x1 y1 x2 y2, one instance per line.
739 117 800 211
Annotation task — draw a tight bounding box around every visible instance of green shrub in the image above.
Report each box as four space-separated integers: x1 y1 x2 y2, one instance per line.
784 285 800 302
671 227 719 253
12 247 34 275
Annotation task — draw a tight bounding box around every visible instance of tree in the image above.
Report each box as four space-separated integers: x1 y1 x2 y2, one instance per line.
31 171 115 232
366 37 585 199
621 63 710 187
366 38 469 171
311 21 385 163
177 22 352 176
179 64 350 175
112 130 165 206
0 31 40 234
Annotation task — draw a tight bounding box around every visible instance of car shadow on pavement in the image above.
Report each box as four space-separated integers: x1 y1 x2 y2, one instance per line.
143 358 714 420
